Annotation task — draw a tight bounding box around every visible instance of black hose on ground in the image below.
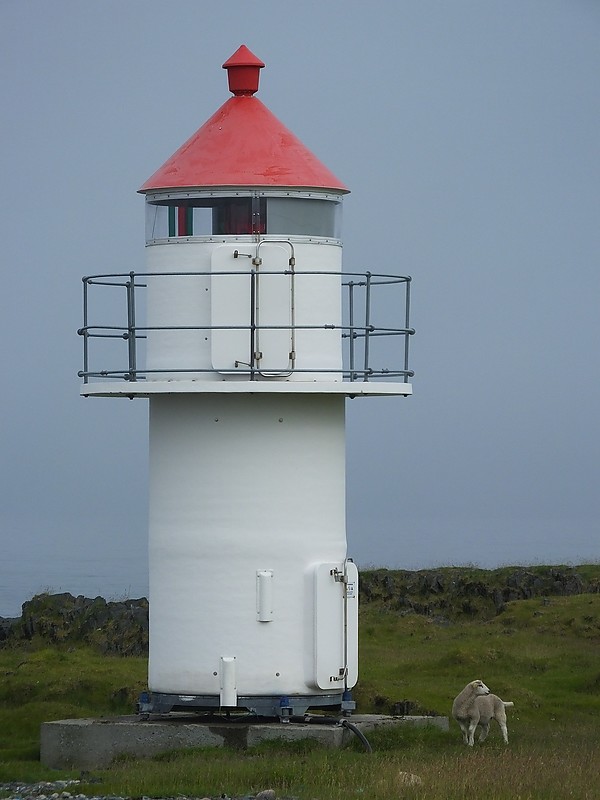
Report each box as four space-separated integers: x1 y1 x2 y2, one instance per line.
287 715 372 753
339 718 373 753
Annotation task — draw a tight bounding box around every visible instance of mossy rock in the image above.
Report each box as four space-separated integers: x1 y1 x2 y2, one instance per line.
5 593 148 655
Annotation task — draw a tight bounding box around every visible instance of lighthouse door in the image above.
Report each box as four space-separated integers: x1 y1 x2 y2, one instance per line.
255 243 294 376
314 561 358 690
211 244 293 376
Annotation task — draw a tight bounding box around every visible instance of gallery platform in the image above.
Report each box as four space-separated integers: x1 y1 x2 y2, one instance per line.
41 713 449 769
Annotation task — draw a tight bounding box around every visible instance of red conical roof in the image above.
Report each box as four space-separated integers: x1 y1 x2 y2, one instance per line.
139 46 348 194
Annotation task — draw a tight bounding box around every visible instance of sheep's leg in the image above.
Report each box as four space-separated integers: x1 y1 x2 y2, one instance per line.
458 721 469 745
498 719 509 744
467 719 478 747
478 721 490 743
495 708 509 744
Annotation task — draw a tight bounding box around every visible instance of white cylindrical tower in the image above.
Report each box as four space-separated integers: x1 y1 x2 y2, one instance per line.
79 45 413 717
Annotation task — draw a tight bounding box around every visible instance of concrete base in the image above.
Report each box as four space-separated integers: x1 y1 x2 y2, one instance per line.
40 714 449 769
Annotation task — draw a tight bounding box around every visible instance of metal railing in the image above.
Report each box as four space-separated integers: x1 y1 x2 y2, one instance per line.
77 269 414 384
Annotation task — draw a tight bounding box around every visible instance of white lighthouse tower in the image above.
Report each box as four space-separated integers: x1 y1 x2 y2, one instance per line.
79 45 413 717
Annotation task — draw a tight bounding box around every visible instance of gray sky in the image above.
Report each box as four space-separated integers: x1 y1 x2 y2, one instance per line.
1 0 599 613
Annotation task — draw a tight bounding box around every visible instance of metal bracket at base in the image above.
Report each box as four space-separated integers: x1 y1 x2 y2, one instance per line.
137 690 353 720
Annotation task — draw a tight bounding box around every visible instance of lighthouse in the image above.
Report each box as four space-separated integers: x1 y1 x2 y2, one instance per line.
79 46 413 718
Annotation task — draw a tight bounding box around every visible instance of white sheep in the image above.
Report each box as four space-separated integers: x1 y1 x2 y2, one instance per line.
452 680 514 746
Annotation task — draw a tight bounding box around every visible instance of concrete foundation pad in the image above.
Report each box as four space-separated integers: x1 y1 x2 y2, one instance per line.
40 714 449 769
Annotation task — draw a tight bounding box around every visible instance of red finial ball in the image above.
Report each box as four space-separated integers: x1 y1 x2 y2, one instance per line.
222 45 265 96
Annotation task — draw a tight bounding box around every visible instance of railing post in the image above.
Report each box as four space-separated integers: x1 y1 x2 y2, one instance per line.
348 281 355 382
250 268 257 381
126 271 137 381
363 271 372 382
81 277 89 384
404 277 411 383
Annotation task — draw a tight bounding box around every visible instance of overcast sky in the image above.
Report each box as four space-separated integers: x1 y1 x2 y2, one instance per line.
1 0 599 615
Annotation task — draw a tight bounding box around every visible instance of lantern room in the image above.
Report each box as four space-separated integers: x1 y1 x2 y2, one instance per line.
145 193 342 240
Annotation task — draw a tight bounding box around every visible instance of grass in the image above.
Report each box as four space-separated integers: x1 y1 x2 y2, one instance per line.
15 728 598 800
0 646 146 781
356 592 600 725
2 566 600 798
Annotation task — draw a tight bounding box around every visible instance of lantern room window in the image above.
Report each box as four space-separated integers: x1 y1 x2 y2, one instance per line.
266 198 340 238
146 203 213 240
145 195 341 242
212 197 266 235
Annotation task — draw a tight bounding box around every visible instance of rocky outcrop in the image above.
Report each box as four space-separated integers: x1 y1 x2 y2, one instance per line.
1 593 148 655
359 565 593 621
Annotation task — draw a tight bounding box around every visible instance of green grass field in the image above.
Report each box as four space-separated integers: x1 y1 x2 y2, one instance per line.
2 567 600 799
